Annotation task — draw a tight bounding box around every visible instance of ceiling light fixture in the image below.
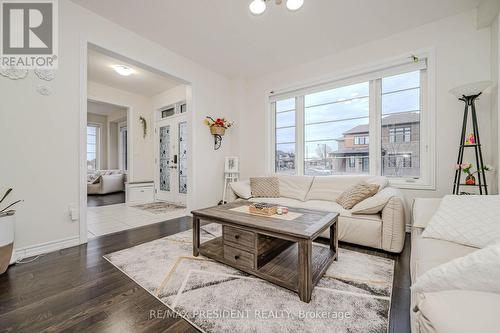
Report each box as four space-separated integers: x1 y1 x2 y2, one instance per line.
286 0 304 11
249 0 266 15
249 0 303 15
112 65 134 76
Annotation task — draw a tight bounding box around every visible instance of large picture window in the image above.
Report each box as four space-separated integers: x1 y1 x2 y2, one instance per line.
270 57 433 188
304 82 369 176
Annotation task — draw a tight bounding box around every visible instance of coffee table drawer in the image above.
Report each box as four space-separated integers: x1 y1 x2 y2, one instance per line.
223 245 255 269
223 226 255 249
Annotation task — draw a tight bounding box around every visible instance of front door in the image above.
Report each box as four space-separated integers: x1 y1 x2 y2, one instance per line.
155 115 188 205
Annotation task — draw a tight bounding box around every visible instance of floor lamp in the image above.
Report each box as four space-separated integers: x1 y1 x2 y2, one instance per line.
449 81 491 195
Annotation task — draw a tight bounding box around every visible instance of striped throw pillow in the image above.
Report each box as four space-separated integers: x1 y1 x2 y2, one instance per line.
336 182 380 210
250 177 280 198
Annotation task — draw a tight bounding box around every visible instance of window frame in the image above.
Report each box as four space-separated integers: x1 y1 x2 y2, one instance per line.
87 123 101 172
268 53 435 190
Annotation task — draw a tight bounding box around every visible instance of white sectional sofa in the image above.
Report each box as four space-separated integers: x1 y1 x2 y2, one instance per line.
229 174 407 253
411 198 500 333
87 170 126 195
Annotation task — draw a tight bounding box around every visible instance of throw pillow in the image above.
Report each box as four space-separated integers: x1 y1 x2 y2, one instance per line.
366 176 388 193
422 195 500 248
411 243 500 294
230 181 252 199
351 187 399 214
335 182 379 210
250 177 280 198
88 174 101 184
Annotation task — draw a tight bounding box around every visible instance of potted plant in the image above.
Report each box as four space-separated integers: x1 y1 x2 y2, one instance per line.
0 188 22 274
204 116 233 136
456 163 492 185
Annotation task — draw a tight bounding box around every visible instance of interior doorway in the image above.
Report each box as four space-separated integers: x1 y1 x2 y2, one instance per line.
80 43 193 242
86 99 128 208
155 102 188 206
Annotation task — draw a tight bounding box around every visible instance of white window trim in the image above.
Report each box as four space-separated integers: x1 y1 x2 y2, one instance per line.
118 121 127 171
267 51 436 190
87 122 101 171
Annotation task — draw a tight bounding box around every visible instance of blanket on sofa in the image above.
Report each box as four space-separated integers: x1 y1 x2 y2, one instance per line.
421 195 500 248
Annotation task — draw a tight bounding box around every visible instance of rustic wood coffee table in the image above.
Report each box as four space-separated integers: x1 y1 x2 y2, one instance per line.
191 201 339 303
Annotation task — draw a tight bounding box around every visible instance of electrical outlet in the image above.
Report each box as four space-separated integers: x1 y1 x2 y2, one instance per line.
68 204 78 221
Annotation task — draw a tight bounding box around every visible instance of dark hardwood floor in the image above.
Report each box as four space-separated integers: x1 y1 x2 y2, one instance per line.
0 217 411 333
87 191 126 207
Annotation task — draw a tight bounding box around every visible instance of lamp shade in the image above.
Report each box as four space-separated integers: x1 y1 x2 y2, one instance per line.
449 81 492 98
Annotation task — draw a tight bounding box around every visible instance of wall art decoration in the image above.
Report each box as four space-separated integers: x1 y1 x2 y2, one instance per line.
0 68 28 80
139 116 147 138
34 69 56 81
36 85 52 96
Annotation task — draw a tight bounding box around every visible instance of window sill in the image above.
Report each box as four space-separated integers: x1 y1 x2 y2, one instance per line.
388 179 436 191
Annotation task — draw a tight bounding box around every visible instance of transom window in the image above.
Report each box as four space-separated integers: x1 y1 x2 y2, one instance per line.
270 57 433 189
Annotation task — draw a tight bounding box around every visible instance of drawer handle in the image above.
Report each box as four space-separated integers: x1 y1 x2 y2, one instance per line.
234 255 240 260
234 235 240 240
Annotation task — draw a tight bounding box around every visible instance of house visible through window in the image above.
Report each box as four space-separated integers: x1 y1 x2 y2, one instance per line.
387 153 412 168
354 136 369 145
275 98 296 174
381 70 420 179
270 57 430 188
389 127 411 143
303 81 370 176
87 124 100 172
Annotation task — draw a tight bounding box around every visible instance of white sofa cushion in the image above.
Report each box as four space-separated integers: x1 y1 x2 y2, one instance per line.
305 175 387 202
415 290 500 333
351 186 399 214
247 197 382 249
412 198 442 229
412 243 500 294
411 229 476 283
277 174 313 201
230 180 252 199
422 195 500 248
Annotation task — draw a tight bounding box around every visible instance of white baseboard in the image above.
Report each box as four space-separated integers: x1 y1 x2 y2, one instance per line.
11 235 81 264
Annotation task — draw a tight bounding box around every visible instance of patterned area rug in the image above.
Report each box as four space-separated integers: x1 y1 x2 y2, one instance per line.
105 224 394 333
132 201 185 214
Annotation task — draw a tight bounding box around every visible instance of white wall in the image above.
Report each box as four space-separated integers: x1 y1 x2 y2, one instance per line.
107 109 126 170
88 81 153 181
0 1 234 250
151 85 188 110
234 10 494 203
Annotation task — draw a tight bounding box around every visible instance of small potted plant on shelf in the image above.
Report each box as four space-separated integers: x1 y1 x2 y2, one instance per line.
204 116 233 136
456 163 492 185
0 188 22 274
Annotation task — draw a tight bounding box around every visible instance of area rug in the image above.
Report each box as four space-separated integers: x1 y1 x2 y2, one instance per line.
105 224 394 333
132 201 185 214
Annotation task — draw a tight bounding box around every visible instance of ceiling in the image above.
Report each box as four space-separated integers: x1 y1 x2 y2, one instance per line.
73 0 480 79
88 100 126 116
88 47 183 96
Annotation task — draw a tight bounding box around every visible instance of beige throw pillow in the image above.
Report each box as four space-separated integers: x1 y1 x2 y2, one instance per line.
336 182 379 210
351 187 398 214
250 177 280 198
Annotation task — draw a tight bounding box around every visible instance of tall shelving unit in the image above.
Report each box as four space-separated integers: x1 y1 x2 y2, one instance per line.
452 92 488 195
